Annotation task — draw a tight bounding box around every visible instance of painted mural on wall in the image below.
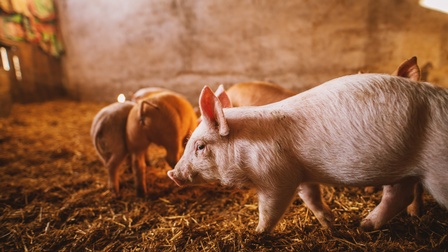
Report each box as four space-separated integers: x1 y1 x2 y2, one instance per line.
0 0 63 57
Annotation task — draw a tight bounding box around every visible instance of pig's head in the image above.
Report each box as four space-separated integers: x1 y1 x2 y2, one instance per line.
168 85 232 186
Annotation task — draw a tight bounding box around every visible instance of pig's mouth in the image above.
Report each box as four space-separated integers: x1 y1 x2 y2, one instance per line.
167 170 203 186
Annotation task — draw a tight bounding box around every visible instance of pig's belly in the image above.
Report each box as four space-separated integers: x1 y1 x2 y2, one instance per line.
294 116 420 186
294 126 419 186
299 152 419 187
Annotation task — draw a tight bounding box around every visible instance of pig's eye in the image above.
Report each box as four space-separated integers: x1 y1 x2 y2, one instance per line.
195 141 206 153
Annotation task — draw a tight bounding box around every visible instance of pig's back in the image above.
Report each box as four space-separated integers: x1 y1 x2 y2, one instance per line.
227 81 296 106
132 87 170 102
91 102 134 138
285 74 448 185
149 92 198 136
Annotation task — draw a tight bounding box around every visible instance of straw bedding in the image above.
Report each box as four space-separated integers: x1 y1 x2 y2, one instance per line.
0 100 447 251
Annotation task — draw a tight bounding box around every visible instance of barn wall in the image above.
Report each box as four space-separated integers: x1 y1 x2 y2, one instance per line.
56 0 448 104
0 39 65 105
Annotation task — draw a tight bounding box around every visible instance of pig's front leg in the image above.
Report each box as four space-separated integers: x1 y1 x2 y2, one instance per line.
164 140 181 168
298 183 334 228
256 186 298 233
360 179 416 231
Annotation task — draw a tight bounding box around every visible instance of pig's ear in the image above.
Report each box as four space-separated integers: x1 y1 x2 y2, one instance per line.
214 84 233 108
200 86 230 136
392 56 421 81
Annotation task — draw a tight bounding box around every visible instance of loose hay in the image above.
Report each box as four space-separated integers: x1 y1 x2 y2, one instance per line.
0 100 447 251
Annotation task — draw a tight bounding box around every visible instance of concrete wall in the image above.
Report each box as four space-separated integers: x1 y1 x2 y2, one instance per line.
56 0 448 105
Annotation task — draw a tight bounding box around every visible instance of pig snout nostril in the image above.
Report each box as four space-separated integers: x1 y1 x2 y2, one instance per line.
167 170 184 187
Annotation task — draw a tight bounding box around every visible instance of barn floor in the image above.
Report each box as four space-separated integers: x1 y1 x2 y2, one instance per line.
0 100 447 251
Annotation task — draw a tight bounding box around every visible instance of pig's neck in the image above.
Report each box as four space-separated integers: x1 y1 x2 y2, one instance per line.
220 106 302 189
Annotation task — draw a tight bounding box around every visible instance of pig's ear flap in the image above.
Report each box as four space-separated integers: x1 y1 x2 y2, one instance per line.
214 84 233 108
392 56 421 81
200 86 230 136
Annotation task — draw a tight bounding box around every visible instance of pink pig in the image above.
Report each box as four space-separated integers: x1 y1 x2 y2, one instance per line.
127 91 198 197
168 74 448 233
90 101 135 198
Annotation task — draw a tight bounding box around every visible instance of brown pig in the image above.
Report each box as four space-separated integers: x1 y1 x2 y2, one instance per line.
131 87 170 102
225 81 296 107
90 101 135 198
91 86 177 198
127 91 198 197
196 82 295 123
168 74 448 233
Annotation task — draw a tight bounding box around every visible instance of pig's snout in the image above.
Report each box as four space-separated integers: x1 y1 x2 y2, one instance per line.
167 169 188 186
167 170 181 186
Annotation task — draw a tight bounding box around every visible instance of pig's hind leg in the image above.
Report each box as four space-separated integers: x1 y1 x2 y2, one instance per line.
406 182 424 217
298 183 334 228
360 179 416 231
131 152 148 197
106 153 127 198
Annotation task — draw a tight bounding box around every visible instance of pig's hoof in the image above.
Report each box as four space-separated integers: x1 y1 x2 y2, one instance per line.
109 189 122 199
360 219 376 232
364 186 378 194
406 203 422 217
255 225 273 234
136 189 147 198
316 211 334 228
